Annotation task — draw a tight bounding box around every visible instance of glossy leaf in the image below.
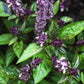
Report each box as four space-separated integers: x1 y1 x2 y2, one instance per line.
13 41 23 58
81 72 84 84
0 1 10 17
8 15 17 20
60 16 73 23
33 60 51 84
17 43 43 64
0 34 13 45
9 37 18 46
5 46 16 66
60 21 84 39
52 0 60 15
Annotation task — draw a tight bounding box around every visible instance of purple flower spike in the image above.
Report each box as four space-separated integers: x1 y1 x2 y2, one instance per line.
69 68 78 76
35 0 54 46
52 39 64 47
30 58 42 69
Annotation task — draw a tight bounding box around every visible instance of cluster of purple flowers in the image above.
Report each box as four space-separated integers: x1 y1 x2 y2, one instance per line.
57 20 65 26
69 68 78 76
35 0 54 46
19 64 31 81
5 0 32 16
52 56 69 74
76 40 84 46
52 56 78 76
19 58 42 81
10 26 21 36
60 0 71 12
52 39 64 47
30 57 42 68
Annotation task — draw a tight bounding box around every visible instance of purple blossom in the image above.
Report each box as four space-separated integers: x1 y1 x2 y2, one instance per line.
60 0 71 12
52 56 69 74
20 64 30 72
5 0 32 16
24 8 32 16
52 56 58 63
69 68 78 76
10 26 18 35
30 58 42 68
52 39 64 47
57 20 65 26
19 72 31 81
76 40 84 46
5 0 25 16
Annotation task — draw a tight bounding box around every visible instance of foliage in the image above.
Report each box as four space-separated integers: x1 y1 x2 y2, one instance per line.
0 0 84 84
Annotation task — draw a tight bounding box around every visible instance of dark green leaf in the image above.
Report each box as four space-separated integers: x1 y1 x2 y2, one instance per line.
5 46 16 66
0 51 5 65
23 27 34 34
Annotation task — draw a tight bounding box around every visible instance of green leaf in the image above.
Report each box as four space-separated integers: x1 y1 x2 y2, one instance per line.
5 46 16 66
13 41 23 58
23 27 34 34
48 21 57 39
60 21 84 39
3 19 21 31
30 2 37 12
52 0 60 15
8 15 17 20
0 1 10 17
0 51 5 65
57 76 68 84
60 16 73 23
0 34 13 45
21 19 26 31
33 60 51 84
81 72 84 84
0 70 9 84
0 65 19 80
17 43 43 64
9 37 18 46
